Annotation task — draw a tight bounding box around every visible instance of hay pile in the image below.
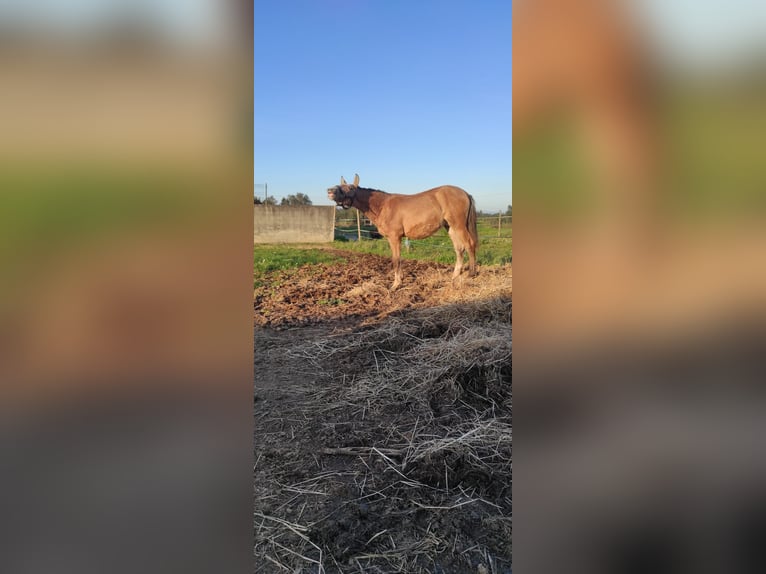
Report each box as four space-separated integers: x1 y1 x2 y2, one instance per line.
255 297 512 573
300 297 511 417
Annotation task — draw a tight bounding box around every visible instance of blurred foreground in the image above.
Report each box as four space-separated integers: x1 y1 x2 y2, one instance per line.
514 1 766 572
0 2 253 573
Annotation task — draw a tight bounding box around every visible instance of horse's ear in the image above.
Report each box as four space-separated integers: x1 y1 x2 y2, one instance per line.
340 176 347 185
353 174 359 187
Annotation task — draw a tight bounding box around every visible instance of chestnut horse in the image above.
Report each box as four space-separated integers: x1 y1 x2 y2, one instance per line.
328 175 478 289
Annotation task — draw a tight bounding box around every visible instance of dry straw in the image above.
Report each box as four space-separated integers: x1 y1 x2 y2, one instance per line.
259 295 512 573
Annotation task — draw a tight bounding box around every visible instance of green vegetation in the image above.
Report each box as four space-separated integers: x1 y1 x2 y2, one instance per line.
332 222 512 266
253 246 346 288
280 193 313 206
661 85 766 217
0 164 224 295
514 81 766 220
253 246 345 273
512 118 596 217
0 164 219 243
253 221 510 289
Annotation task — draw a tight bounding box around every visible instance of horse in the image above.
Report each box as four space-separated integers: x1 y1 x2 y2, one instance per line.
327 175 478 290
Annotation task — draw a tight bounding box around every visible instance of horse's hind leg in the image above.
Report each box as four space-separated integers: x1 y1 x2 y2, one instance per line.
453 247 465 279
387 236 403 289
448 228 465 278
467 242 477 277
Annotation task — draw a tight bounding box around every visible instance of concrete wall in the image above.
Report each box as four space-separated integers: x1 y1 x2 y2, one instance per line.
254 205 336 243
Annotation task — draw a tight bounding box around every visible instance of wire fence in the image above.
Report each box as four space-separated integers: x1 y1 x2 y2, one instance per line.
334 214 512 242
333 213 511 265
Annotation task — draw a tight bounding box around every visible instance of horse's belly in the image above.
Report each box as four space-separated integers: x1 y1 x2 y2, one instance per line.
404 220 442 239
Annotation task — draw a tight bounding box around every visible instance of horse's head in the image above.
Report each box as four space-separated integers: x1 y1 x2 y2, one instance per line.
327 174 359 209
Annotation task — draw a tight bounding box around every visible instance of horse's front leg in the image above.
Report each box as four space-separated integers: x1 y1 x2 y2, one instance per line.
387 236 402 290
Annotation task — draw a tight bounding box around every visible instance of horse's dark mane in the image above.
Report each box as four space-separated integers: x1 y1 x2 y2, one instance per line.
357 187 388 195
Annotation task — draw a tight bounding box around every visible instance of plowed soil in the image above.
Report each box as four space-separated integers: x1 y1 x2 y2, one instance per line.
254 250 512 327
254 251 512 573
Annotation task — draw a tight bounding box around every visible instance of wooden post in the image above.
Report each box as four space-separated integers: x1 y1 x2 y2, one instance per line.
356 208 362 241
498 212 502 237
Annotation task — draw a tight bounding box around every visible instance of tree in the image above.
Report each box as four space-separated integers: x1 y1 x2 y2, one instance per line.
506 205 512 217
280 193 312 206
263 196 277 205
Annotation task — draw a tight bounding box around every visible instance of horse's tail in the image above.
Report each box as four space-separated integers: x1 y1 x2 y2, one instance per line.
466 193 479 249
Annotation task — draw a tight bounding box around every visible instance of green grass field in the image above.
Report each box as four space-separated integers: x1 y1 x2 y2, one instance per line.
253 245 346 273
333 220 512 266
253 246 346 288
253 220 511 288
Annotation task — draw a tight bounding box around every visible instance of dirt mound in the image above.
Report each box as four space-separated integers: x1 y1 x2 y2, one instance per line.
254 251 512 328
254 291 512 573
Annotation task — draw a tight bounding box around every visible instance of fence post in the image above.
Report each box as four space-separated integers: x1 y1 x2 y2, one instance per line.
356 209 362 242
498 212 502 237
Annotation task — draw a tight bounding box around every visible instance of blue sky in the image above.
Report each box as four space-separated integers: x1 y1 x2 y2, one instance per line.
253 1 513 212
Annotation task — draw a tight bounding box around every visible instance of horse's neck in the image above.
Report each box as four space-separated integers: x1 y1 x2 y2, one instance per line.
355 189 387 221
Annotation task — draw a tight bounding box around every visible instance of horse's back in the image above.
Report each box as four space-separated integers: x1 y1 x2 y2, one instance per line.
420 185 468 198
384 186 471 225
429 186 472 218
